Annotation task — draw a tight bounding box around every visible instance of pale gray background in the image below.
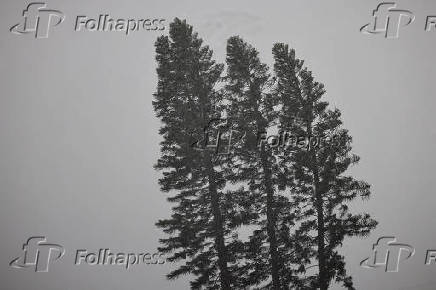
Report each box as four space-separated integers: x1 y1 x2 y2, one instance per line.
1 0 436 289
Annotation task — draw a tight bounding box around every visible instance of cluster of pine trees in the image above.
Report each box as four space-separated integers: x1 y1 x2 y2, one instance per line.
153 18 377 290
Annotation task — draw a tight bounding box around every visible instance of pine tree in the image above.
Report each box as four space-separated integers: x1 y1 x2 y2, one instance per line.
272 43 378 290
153 20 377 289
224 37 310 289
153 18 247 289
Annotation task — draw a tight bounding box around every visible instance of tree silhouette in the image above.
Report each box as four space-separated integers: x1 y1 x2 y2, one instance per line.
224 37 311 289
153 19 377 290
272 43 377 290
153 18 248 289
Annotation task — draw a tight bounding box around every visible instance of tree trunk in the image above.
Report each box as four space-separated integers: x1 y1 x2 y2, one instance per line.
207 157 231 290
307 119 328 290
261 148 281 290
314 165 328 290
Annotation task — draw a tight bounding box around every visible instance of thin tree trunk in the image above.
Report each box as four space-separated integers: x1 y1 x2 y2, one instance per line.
261 148 281 290
207 157 231 290
306 119 328 290
314 165 328 290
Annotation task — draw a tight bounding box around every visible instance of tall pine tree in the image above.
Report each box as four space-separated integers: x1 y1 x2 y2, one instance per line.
153 20 377 289
224 37 310 289
153 19 248 289
272 43 377 290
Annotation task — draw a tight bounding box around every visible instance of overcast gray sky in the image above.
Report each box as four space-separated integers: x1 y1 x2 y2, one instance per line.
1 0 436 289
